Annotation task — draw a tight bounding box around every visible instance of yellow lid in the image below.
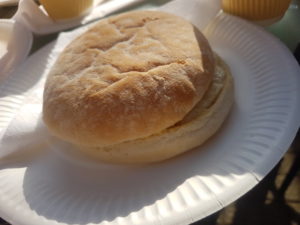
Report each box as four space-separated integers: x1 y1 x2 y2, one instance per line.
222 0 291 21
39 0 93 20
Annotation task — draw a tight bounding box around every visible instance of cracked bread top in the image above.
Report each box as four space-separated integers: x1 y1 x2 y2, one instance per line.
43 10 215 147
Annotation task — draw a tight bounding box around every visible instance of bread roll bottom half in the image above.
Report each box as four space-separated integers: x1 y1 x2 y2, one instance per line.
77 55 234 164
43 11 234 164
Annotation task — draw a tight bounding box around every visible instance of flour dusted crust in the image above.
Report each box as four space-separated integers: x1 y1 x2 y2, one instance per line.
77 55 234 164
43 10 215 147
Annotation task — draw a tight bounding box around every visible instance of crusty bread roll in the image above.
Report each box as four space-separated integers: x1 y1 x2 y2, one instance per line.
43 10 234 164
77 55 234 164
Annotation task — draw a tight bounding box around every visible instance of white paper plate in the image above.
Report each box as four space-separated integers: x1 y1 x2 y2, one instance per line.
0 12 300 225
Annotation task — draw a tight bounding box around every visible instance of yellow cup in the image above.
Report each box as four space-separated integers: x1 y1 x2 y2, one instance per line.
39 0 93 20
222 0 292 24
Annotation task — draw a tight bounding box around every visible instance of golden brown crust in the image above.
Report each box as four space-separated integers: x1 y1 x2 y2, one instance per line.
43 10 215 146
68 55 234 164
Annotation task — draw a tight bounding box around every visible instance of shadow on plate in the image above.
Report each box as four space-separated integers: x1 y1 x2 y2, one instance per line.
20 103 257 224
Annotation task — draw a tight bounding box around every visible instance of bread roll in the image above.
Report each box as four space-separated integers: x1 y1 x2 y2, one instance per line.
43 10 234 164
76 55 234 163
43 10 215 147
